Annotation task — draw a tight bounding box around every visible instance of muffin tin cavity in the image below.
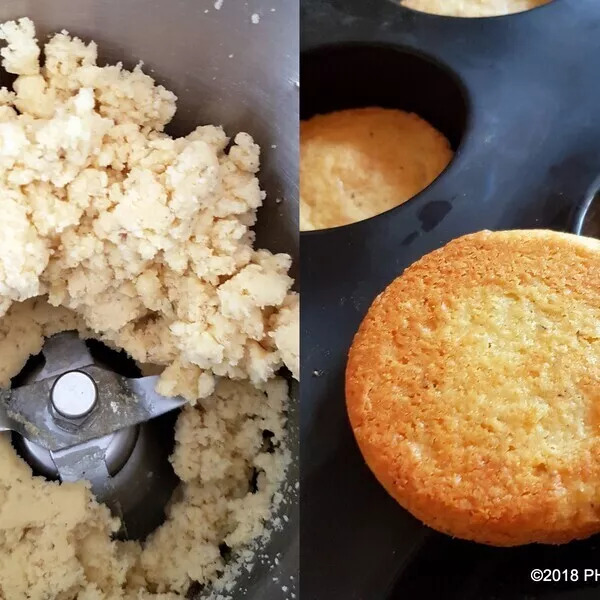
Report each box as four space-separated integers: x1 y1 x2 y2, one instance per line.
300 43 469 231
302 1 600 599
301 43 468 150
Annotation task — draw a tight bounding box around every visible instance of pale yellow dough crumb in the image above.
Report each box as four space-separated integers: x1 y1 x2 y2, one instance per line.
0 16 297 600
300 108 453 231
401 0 550 17
0 17 299 398
0 297 85 387
0 360 290 599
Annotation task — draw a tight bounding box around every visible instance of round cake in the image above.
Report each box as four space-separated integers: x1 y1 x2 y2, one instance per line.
346 230 600 546
401 0 550 18
300 108 453 231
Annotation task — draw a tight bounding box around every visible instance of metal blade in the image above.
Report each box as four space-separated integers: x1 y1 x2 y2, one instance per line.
0 392 26 436
0 330 92 439
2 366 187 452
126 375 190 418
39 331 94 379
50 439 122 522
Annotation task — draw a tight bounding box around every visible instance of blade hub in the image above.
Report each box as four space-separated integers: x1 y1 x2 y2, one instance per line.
0 332 185 539
51 370 97 420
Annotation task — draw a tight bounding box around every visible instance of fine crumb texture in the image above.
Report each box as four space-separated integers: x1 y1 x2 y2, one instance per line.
300 107 452 231
142 378 290 592
0 433 128 600
402 0 550 17
0 297 86 387
0 17 299 400
269 293 299 380
0 300 291 599
0 16 297 600
346 230 600 546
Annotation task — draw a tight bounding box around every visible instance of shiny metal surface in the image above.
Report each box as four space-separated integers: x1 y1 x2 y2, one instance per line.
52 371 97 418
17 425 139 478
10 331 179 540
3 333 188 451
17 421 177 541
0 1 298 597
38 331 94 379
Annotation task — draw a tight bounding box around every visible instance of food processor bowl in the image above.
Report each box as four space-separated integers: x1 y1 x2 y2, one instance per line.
0 0 299 597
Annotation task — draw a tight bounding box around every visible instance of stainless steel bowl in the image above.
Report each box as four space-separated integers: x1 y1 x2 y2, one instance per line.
0 0 298 597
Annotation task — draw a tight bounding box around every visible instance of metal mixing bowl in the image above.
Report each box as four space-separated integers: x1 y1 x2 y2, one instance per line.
0 0 298 598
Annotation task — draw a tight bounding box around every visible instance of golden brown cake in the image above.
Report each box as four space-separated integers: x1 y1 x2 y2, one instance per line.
346 230 600 546
300 108 452 231
401 0 550 18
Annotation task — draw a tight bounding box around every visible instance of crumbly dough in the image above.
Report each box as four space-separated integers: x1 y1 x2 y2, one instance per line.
347 230 600 546
402 0 550 17
0 296 86 387
0 17 296 600
300 107 452 231
269 292 299 380
0 352 290 599
0 17 299 399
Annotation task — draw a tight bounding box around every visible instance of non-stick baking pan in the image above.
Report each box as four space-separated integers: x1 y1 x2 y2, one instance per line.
301 0 600 598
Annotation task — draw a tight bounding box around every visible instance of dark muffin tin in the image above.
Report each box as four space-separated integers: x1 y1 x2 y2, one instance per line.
301 1 600 598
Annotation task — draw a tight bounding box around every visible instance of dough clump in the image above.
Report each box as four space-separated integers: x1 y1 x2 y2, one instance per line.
0 361 290 599
0 17 296 599
0 17 299 398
